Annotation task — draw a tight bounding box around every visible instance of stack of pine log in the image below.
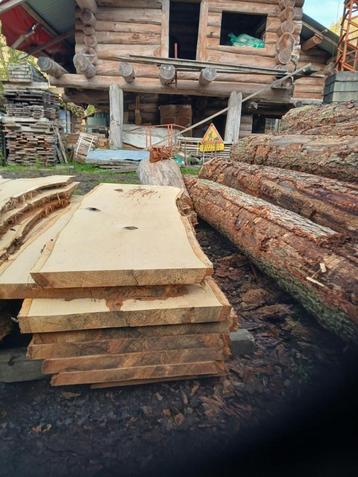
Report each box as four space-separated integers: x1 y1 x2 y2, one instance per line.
0 183 232 387
185 101 358 345
3 85 60 166
0 175 78 341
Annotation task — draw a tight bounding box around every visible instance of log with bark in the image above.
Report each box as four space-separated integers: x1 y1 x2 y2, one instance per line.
199 158 358 236
231 134 358 183
138 158 197 225
185 177 358 344
280 101 358 136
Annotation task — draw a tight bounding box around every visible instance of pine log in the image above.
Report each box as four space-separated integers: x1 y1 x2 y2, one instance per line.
73 52 96 79
199 159 358 236
38 57 68 79
159 64 175 85
119 62 135 83
199 67 217 86
280 101 358 136
185 177 358 344
231 134 358 183
137 158 197 225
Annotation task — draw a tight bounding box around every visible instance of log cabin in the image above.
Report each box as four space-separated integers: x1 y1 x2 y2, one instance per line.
0 0 339 139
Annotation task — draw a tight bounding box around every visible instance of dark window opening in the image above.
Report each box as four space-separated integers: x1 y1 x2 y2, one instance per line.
220 11 267 47
169 1 201 60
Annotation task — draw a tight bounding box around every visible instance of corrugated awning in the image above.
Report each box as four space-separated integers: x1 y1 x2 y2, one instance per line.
0 0 74 66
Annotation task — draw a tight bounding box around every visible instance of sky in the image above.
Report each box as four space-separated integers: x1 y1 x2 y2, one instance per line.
303 0 343 28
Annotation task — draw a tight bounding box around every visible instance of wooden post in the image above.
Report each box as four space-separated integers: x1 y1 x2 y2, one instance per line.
224 91 242 143
119 63 135 83
159 64 175 85
109 85 123 149
38 57 68 79
199 67 217 86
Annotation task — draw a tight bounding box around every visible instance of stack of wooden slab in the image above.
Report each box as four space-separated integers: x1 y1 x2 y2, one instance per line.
0 175 78 266
0 175 78 340
1 184 232 387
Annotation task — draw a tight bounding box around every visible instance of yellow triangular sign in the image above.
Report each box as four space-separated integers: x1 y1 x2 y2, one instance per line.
199 123 225 152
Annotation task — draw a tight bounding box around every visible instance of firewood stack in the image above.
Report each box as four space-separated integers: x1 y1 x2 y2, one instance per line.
0 184 232 387
185 101 358 345
3 84 60 166
0 175 78 341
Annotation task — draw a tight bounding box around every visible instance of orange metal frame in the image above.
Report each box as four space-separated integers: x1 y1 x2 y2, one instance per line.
336 0 358 72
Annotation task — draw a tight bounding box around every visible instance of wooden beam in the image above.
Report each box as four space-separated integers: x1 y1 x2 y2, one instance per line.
0 0 26 15
75 0 97 13
199 67 217 86
159 64 175 85
161 0 169 57
80 8 96 26
38 56 68 79
119 62 135 83
224 91 243 143
109 85 123 149
302 33 324 52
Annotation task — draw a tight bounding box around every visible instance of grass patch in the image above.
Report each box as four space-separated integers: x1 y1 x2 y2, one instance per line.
180 166 200 176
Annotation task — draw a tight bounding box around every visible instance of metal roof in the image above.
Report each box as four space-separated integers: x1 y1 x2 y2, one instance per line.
26 0 75 36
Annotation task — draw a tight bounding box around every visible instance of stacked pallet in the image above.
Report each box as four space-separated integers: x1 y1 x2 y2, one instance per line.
3 85 60 166
0 175 78 339
0 184 232 387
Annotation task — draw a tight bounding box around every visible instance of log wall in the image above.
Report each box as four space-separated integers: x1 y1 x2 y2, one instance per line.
59 0 307 101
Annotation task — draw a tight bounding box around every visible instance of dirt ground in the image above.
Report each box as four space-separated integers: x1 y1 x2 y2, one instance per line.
0 169 357 477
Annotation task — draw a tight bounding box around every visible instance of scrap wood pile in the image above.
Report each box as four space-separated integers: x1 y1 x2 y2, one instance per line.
0 183 233 387
3 84 61 166
185 101 358 345
0 175 78 339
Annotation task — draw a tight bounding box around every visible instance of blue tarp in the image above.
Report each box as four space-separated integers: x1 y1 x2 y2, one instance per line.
86 149 149 163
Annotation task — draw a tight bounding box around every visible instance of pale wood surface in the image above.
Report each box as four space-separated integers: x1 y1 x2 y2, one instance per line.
0 176 74 214
31 184 212 288
19 278 230 333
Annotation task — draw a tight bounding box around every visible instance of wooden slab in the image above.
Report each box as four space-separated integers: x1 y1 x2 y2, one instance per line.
0 176 74 214
42 348 224 374
0 199 184 300
0 195 74 263
91 374 220 389
19 278 231 333
0 182 79 235
31 321 229 344
30 184 212 288
51 361 225 386
27 333 224 359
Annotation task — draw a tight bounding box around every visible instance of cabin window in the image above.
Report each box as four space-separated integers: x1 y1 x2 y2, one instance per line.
169 1 201 60
220 12 267 47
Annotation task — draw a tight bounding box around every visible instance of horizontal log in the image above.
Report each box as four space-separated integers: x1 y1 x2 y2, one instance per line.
96 8 162 24
95 20 161 33
199 159 358 236
280 102 358 136
185 177 358 344
38 56 67 79
231 135 358 183
49 74 292 100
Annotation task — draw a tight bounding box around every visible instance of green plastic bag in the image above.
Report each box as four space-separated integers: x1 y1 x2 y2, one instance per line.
228 33 265 49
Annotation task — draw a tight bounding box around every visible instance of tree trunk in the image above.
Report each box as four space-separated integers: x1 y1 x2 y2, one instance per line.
231 134 358 183
280 102 358 136
185 177 358 344
138 158 197 225
199 158 358 236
